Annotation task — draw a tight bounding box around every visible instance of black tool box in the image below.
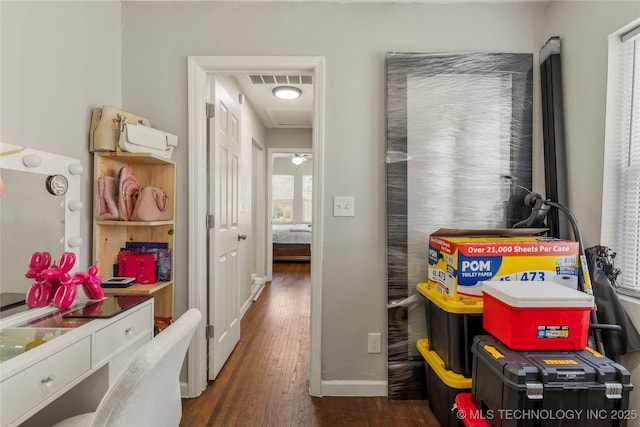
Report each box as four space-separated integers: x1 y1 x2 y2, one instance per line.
471 335 633 427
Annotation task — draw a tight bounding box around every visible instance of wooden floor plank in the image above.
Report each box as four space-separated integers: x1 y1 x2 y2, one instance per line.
180 262 437 426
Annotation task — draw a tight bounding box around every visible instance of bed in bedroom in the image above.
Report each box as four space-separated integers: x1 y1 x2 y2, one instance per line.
272 223 311 262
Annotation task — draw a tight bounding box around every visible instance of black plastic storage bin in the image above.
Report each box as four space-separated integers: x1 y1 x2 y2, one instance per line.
417 339 470 427
417 282 485 378
472 335 633 427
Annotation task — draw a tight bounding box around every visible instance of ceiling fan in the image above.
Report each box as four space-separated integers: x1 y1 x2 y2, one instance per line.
291 153 312 166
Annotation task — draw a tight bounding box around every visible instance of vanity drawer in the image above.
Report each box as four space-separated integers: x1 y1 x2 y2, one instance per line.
94 303 152 366
0 336 91 426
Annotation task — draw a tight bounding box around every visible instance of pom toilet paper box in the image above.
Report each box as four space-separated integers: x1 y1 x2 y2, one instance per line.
427 228 579 298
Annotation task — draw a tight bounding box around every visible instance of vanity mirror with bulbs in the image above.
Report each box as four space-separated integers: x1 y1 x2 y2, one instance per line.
0 142 84 317
0 143 154 426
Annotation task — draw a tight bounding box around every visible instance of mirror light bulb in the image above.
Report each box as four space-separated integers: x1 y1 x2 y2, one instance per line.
69 164 84 175
68 200 84 211
68 236 83 248
22 155 42 168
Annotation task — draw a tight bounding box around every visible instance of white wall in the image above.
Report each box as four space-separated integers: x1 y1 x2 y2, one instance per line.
545 1 640 247
118 0 547 385
267 128 312 149
241 85 269 301
3 0 639 395
1 1 122 271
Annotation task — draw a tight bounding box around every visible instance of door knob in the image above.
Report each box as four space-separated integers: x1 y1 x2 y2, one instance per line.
238 234 247 241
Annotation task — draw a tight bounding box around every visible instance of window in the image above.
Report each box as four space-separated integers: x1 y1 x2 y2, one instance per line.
602 20 640 296
272 175 294 222
303 175 313 223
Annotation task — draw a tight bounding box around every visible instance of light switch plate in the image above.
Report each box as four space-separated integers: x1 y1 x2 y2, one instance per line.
333 196 355 217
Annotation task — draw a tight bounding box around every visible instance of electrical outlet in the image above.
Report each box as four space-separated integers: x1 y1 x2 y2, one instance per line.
368 333 381 354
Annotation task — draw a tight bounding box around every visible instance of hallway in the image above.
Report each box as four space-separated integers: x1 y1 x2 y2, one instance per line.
180 262 437 426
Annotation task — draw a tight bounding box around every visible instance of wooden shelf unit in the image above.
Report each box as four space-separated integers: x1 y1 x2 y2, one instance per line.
92 152 176 319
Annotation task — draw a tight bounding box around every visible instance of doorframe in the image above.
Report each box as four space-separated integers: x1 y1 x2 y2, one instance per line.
267 147 313 278
251 139 267 299
186 56 325 397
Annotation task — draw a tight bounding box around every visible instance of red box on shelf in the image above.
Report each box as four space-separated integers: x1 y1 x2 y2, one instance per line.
482 281 593 351
117 253 157 284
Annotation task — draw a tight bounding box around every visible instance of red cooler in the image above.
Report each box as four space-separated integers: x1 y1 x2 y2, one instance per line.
482 281 593 350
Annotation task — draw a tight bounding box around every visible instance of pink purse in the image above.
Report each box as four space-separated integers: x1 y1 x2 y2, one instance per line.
95 176 119 220
118 167 140 221
131 187 171 221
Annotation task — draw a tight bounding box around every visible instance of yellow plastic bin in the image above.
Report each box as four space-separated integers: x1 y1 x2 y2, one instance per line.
417 338 471 427
417 282 484 378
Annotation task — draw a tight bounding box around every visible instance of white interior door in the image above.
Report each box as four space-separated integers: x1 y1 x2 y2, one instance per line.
208 79 242 380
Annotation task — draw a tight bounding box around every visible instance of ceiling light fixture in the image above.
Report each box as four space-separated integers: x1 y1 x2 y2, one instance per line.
273 86 302 100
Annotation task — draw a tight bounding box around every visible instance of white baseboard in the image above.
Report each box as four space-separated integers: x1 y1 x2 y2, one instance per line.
182 378 388 398
320 380 388 397
240 295 252 319
252 282 266 301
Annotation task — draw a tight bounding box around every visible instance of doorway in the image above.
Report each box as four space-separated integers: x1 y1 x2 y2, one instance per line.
186 56 326 398
268 148 313 279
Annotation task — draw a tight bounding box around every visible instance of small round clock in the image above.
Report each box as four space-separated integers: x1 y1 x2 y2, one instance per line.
46 174 69 196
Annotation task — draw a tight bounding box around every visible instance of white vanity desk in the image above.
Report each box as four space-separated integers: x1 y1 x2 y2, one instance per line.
0 145 154 425
0 296 154 427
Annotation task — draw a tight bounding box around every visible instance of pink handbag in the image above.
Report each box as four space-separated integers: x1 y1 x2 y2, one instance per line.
131 187 171 221
95 176 119 220
118 167 140 221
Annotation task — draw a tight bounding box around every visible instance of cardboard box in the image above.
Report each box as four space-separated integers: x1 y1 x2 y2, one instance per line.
482 281 593 350
427 228 579 297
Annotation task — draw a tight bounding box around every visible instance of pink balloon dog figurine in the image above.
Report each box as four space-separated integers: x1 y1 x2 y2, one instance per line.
53 262 104 309
71 263 104 301
25 251 53 307
40 252 76 309
26 252 104 309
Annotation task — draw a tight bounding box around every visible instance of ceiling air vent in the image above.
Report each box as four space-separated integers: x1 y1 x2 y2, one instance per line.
248 75 313 85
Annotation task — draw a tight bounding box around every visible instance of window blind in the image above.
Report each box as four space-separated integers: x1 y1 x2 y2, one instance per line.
602 25 640 295
272 175 294 223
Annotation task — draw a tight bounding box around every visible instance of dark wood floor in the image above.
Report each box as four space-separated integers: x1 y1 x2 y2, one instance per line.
180 262 438 426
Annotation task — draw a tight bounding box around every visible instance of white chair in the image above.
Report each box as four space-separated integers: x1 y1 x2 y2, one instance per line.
53 308 202 427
